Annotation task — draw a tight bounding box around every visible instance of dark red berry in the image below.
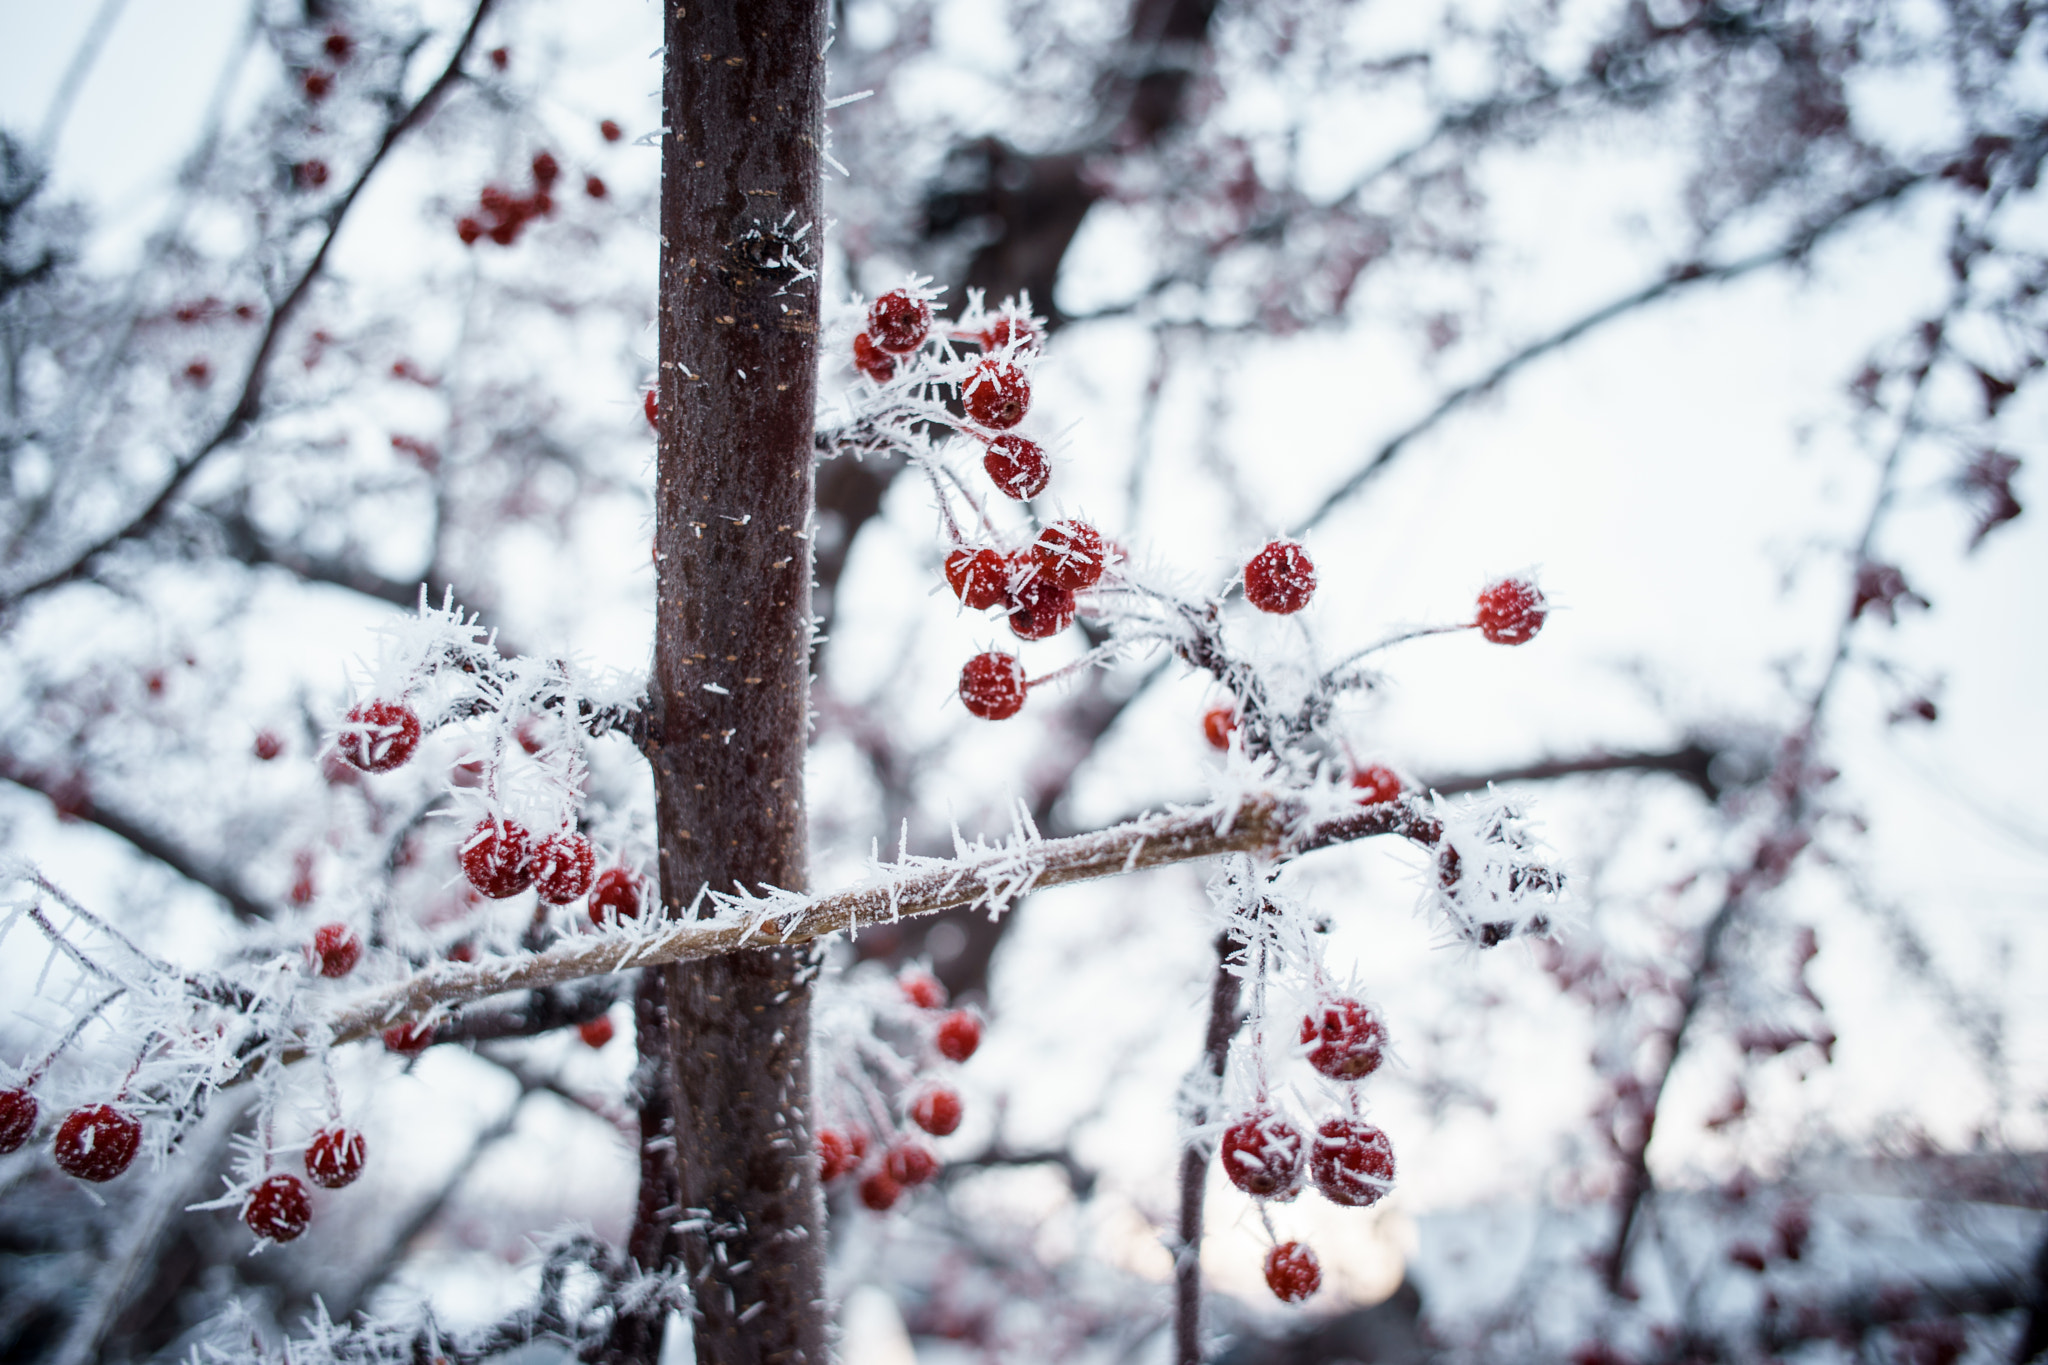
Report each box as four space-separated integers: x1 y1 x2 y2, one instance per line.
1220 1109 1305 1201
53 1105 142 1182
183 359 212 386
305 1126 366 1188
983 435 1049 500
885 1142 939 1186
1244 541 1316 614
303 70 332 100
0 1089 37 1154
383 1020 434 1055
1728 1241 1769 1273
945 549 1009 612
294 159 329 189
1300 997 1387 1080
310 923 362 979
532 831 595 905
818 1129 864 1181
1475 576 1547 644
588 868 643 925
1264 1241 1321 1303
1350 764 1402 805
642 389 660 431
579 1016 615 1049
456 217 483 245
1033 520 1106 591
323 31 353 61
859 1169 902 1210
489 219 519 246
910 1086 963 1137
962 359 1030 429
868 290 932 354
901 970 947 1010
1202 704 1237 751
852 332 896 383
254 730 284 760
488 46 509 70
585 175 607 199
337 700 421 773
1309 1116 1395 1207
936 1010 981 1063
460 816 535 899
981 314 1039 354
1006 574 1076 640
243 1173 313 1242
531 151 559 186
959 651 1027 721
600 119 623 142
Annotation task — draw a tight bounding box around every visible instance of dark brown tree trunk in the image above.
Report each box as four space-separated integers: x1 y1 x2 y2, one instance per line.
618 2 828 1362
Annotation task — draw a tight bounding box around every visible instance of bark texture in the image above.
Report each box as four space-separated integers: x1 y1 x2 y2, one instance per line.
627 1 828 1361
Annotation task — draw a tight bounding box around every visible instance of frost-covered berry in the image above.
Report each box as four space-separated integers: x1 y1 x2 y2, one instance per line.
309 923 362 979
0 1089 36 1154
959 651 1028 721
984 435 1049 500
588 868 643 924
1309 1117 1395 1207
457 217 483 245
461 817 535 899
532 831 595 905
1265 1241 1322 1303
337 700 421 773
1033 520 1107 591
1202 704 1237 751
53 1104 142 1182
1300 998 1387 1080
382 1021 435 1056
531 151 560 187
1006 575 1075 640
852 333 896 383
1244 541 1317 614
585 175 607 199
1475 576 1547 644
643 389 659 431
254 730 284 760
579 1016 615 1049
901 970 948 1010
868 290 932 354
243 1173 313 1242
1350 764 1403 805
859 1170 902 1211
303 70 332 100
1220 1109 1305 1201
820 1128 868 1182
305 1126 367 1188
981 314 1040 354
936 1010 982 1063
323 30 353 61
963 359 1030 429
945 549 1009 612
600 118 623 142
886 1142 939 1187
910 1086 963 1137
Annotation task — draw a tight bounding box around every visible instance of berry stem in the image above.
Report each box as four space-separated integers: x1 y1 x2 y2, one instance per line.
18 986 126 1087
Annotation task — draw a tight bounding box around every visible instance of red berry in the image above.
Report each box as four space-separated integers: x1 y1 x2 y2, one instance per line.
183 359 212 386
910 1086 963 1137
1350 764 1403 805
901 970 948 1010
1033 520 1106 591
382 1020 435 1055
323 31 353 61
600 118 623 142
337 700 421 773
303 70 332 100
243 1173 313 1242
642 388 659 431
294 159 329 189
1220 1109 1305 1201
1300 997 1387 1080
488 46 509 70
305 1126 367 1188
1264 1241 1322 1303
983 435 1049 500
868 289 932 354
859 1169 902 1210
1475 576 1547 645
1308 1116 1395 1207
959 651 1028 721
1202 704 1237 751
588 868 643 924
489 219 520 246
818 1129 864 1181
1244 541 1316 614
532 831 595 905
0 1089 37 1154
1006 574 1075 640
579 1016 616 1049
531 151 559 187
945 548 1009 611
981 314 1040 354
585 175 607 199
310 923 362 978
53 1104 142 1182
456 217 483 245
885 1142 939 1186
935 1010 981 1062
460 816 535 899
254 730 284 760
962 359 1030 430
852 332 896 383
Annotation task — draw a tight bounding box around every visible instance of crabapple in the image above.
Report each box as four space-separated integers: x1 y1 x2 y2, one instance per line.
305 1126 367 1188
579 1016 615 1049
983 435 1049 500
309 923 362 979
1265 1242 1322 1303
243 1173 313 1242
1220 1109 1305 1200
1309 1117 1395 1207
337 700 421 773
859 1170 902 1211
588 868 643 924
901 970 948 1010
910 1086 963 1137
1300 997 1387 1080
818 1129 864 1181
868 290 932 354
852 333 896 383
1244 541 1317 614
963 359 1030 429
959 651 1028 720
1033 520 1107 591
0 1089 36 1154
1475 576 1547 644
532 831 595 905
1202 704 1238 751
460 817 535 899
53 1104 142 1182
254 730 283 760
1350 763 1403 805
1006 575 1076 640
936 1010 982 1062
945 549 1008 612
383 1021 435 1056
885 1142 939 1186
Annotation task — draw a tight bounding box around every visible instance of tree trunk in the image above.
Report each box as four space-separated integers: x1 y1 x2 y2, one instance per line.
620 2 827 1361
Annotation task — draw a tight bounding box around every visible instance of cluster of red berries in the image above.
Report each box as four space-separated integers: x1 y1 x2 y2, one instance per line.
1221 996 1397 1303
946 519 1115 721
455 151 603 247
815 970 983 1214
300 29 354 102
